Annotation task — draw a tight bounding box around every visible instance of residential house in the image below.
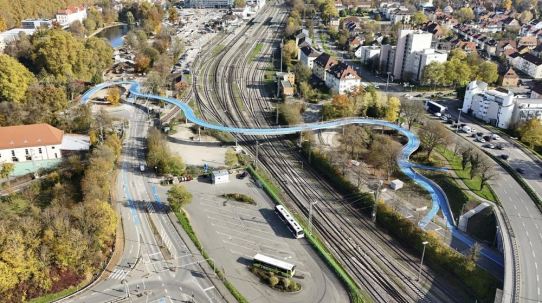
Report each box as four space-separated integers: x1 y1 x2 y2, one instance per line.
313 53 338 82
173 74 190 91
502 17 519 29
341 17 359 30
498 65 519 87
56 5 87 26
390 11 413 24
348 36 363 50
452 40 476 53
533 44 542 57
325 62 361 94
280 80 294 96
356 45 380 64
295 29 309 46
512 53 542 79
0 124 64 163
296 36 312 60
484 39 497 56
330 16 340 28
496 40 517 57
530 83 542 98
518 36 537 49
420 21 445 40
517 45 531 54
299 46 319 69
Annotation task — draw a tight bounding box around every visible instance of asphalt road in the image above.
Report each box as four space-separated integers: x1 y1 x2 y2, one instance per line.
443 104 542 303
69 100 222 303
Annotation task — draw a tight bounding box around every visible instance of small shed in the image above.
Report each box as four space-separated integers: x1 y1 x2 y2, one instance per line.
212 170 230 184
390 180 403 191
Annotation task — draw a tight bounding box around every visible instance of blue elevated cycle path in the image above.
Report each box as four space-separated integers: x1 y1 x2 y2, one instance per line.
83 81 503 266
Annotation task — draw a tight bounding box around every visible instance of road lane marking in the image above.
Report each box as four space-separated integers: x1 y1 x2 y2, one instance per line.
165 289 168 293
509 197 513 202
530 241 532 247
203 286 215 291
514 205 517 210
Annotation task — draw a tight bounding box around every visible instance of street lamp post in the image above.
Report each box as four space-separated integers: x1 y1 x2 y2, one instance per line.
455 108 462 134
386 72 391 91
418 241 429 281
304 139 311 163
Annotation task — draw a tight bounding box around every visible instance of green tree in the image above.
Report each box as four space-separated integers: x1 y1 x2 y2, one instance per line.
292 63 312 84
519 119 542 148
26 84 69 112
519 11 533 23
168 7 179 23
457 7 475 23
421 61 445 88
411 11 428 26
171 37 186 62
167 184 193 212
0 17 6 32
385 96 401 122
134 54 151 73
0 54 34 102
503 0 512 9
320 0 338 23
269 276 279 287
107 87 121 105
476 61 498 84
0 163 15 179
84 18 97 32
225 148 238 168
234 0 247 7
449 49 467 60
126 11 135 25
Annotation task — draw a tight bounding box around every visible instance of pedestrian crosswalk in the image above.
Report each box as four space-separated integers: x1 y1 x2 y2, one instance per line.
109 268 129 280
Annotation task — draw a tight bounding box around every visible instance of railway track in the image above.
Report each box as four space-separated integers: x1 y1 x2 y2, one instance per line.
191 2 473 302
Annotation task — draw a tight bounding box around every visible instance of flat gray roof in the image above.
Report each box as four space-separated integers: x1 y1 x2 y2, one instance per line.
212 170 229 177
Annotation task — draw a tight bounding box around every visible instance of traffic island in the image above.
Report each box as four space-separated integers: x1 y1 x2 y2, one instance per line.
249 267 301 292
220 193 257 205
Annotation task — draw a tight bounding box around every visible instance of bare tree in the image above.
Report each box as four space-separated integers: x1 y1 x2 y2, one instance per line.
400 99 426 130
419 120 451 160
460 145 474 171
469 152 483 180
476 155 499 190
367 135 402 180
340 125 371 158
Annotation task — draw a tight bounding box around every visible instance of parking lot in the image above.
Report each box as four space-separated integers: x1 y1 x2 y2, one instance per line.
181 175 335 302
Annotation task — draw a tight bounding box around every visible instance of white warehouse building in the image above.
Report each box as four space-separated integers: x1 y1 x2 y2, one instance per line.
0 124 64 163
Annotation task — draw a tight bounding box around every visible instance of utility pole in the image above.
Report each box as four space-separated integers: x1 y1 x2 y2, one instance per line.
276 105 279 124
309 201 318 234
372 180 383 222
418 241 429 281
455 108 462 135
198 126 201 142
386 72 391 92
280 39 283 73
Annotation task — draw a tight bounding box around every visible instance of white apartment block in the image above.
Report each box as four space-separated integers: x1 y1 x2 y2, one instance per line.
186 0 233 7
512 53 542 79
299 46 319 69
0 124 64 163
56 5 87 26
379 29 433 81
356 45 380 64
410 48 448 81
463 80 542 128
325 62 361 94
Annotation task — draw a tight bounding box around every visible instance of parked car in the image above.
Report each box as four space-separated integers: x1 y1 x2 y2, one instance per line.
491 134 500 140
483 136 493 142
516 168 526 174
483 143 495 149
434 112 442 117
496 144 505 150
237 171 248 179
471 127 477 132
415 94 423 97
501 154 510 160
476 138 486 143
476 132 484 137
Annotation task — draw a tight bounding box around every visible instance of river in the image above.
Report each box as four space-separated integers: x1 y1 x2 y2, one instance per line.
96 24 130 48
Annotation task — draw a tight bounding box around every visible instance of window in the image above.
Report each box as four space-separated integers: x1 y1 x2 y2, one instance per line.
39 148 42 154
11 150 15 157
52 146 55 149
25 149 29 155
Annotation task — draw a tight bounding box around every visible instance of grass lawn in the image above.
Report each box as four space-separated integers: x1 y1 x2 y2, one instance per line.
249 43 263 64
28 281 89 303
436 147 498 203
211 44 225 56
419 169 480 219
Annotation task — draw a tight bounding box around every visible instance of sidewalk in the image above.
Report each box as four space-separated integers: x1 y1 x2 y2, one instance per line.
166 211 237 303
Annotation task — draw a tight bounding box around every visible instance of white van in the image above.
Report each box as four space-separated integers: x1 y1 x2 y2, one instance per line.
140 165 145 172
461 126 472 133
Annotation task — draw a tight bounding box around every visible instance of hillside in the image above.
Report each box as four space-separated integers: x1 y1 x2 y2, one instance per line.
0 0 99 29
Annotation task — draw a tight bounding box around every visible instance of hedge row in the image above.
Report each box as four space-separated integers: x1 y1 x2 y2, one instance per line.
247 166 368 303
175 210 249 303
484 152 542 212
300 145 499 302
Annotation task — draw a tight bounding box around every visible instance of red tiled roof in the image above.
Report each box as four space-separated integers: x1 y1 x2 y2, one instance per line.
0 124 64 149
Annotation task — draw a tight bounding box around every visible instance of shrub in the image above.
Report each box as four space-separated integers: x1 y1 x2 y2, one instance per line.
220 193 256 205
269 276 279 288
281 278 291 288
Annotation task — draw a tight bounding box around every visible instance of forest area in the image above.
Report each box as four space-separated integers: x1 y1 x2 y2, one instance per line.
0 129 121 302
0 0 99 29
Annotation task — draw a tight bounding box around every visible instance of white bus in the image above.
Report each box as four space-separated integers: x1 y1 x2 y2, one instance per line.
253 253 296 277
275 205 305 238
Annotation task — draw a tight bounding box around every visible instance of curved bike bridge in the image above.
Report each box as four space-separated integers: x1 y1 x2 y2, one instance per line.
82 81 503 266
